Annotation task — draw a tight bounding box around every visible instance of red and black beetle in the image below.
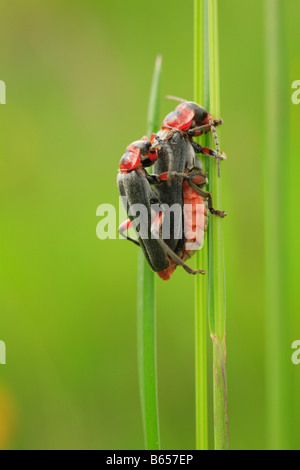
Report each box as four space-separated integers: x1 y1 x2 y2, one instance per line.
119 99 225 178
118 130 226 280
162 99 217 134
160 97 225 175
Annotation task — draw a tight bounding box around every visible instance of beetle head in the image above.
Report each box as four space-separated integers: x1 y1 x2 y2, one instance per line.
119 137 158 172
186 102 209 127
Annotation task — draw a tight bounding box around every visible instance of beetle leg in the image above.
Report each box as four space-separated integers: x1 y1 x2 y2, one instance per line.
187 124 211 134
191 137 226 178
146 174 163 186
191 141 227 161
188 183 227 218
157 170 207 185
188 118 223 137
189 118 223 176
146 172 185 187
151 213 205 276
118 219 140 246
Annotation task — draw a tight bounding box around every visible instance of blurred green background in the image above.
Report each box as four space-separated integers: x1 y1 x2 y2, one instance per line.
1 0 300 450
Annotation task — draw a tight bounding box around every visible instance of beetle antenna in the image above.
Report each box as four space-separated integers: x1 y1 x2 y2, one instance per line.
165 95 187 103
209 119 221 177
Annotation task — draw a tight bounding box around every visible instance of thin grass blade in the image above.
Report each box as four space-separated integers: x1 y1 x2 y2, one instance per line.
207 0 229 450
264 0 292 450
137 55 162 451
194 0 209 451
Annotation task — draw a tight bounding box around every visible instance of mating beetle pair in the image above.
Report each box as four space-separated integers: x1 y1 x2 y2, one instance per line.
117 100 227 281
119 99 225 175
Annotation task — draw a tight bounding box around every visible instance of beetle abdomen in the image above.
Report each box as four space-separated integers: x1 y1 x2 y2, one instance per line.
183 180 208 255
157 180 208 281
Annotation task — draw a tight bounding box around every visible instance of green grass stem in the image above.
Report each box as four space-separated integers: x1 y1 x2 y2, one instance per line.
207 0 229 450
264 0 292 450
194 0 228 451
137 55 162 450
194 0 209 451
